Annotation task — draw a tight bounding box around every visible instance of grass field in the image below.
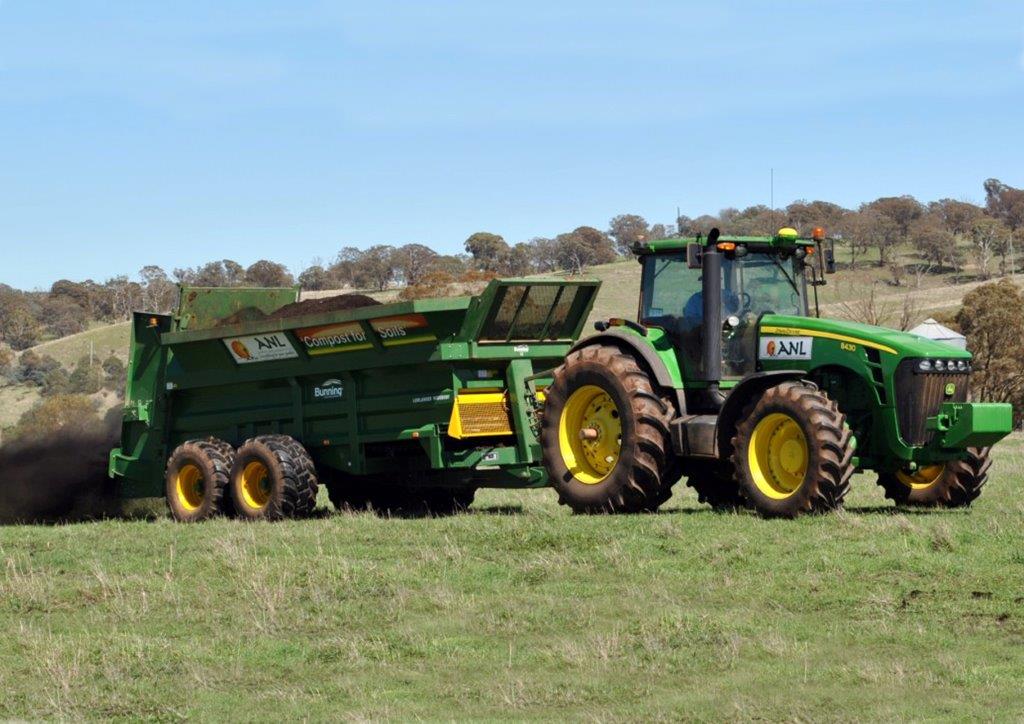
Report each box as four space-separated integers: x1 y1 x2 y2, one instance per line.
2 437 1022 720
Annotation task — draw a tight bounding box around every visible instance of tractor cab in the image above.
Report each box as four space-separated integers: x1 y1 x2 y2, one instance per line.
634 227 834 408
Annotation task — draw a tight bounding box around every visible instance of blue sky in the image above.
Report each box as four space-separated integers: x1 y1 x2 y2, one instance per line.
1 1 1022 289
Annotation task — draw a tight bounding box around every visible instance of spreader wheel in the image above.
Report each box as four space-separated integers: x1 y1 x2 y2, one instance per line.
229 435 319 521
165 438 235 522
876 447 991 508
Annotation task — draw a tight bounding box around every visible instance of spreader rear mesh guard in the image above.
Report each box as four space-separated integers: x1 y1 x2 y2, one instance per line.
448 393 514 438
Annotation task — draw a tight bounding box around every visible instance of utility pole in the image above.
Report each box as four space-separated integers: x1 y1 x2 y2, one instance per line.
1011 233 1016 278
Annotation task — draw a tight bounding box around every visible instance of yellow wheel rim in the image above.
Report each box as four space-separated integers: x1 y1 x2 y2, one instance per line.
175 463 205 511
896 464 944 490
558 385 622 484
747 413 809 499
240 461 272 509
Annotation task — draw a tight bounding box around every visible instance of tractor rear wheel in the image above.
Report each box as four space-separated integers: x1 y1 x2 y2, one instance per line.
165 438 234 522
876 447 991 508
229 435 318 521
731 381 854 518
540 344 673 513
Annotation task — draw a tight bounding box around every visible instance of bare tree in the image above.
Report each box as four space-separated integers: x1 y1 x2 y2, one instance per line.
837 285 895 328
969 217 1009 280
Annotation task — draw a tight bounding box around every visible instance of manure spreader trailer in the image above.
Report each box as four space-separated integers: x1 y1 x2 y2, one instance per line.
110 279 599 520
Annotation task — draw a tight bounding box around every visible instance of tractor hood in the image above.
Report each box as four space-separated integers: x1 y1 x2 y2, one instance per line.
759 315 971 360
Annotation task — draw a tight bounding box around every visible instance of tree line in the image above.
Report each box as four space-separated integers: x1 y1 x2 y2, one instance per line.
1 177 1022 354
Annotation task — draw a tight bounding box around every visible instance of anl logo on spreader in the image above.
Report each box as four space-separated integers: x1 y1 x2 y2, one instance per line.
759 336 813 360
224 333 299 364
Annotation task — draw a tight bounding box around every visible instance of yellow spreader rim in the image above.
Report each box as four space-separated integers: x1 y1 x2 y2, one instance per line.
175 463 205 511
896 464 944 490
748 413 809 500
558 385 622 484
240 461 272 509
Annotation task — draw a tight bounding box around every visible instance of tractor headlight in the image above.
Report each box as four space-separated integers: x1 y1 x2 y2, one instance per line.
916 358 971 373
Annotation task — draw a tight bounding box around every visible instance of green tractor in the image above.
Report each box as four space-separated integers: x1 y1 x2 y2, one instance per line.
540 227 1013 517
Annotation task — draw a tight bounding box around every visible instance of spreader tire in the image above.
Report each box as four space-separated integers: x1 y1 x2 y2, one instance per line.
262 434 319 516
876 447 991 508
229 435 317 521
731 381 854 518
541 344 673 513
165 438 234 522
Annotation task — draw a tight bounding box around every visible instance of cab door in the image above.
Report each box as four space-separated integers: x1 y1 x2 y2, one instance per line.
638 252 706 380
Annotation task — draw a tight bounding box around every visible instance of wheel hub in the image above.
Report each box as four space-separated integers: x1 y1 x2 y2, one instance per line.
175 464 205 511
896 464 944 490
558 385 623 484
240 461 272 509
748 413 809 499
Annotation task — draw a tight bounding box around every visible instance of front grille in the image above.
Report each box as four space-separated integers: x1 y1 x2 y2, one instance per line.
894 360 969 446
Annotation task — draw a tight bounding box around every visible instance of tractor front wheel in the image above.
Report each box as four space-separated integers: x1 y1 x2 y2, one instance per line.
876 447 991 508
540 344 673 513
731 381 854 518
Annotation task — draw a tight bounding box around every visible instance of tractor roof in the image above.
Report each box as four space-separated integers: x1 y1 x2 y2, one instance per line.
633 228 818 255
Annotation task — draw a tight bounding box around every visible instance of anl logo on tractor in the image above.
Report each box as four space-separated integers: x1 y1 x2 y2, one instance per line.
758 336 813 360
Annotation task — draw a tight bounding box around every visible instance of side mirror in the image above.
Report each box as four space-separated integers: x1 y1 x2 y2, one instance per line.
825 239 836 274
686 243 703 269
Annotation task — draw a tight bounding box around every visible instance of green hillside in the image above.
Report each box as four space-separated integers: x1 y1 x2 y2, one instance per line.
579 253 1018 332
1 254 1014 435
26 321 132 367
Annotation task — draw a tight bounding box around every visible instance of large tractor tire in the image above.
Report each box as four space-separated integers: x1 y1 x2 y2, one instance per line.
229 435 319 521
165 438 235 522
684 459 745 511
730 381 854 518
540 344 673 513
876 447 991 508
